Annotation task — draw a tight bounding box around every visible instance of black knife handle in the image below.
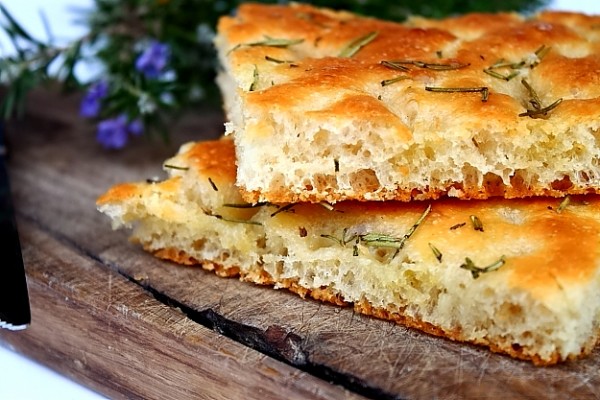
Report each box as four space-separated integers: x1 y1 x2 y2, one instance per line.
0 122 31 329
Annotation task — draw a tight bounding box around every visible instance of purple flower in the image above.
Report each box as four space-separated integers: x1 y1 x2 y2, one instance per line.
135 41 170 79
80 80 109 118
127 119 144 136
96 115 144 149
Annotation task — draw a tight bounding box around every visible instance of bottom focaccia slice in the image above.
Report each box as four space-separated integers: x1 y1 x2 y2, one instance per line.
97 138 600 366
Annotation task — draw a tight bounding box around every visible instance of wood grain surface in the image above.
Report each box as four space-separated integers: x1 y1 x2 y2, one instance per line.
1 90 599 400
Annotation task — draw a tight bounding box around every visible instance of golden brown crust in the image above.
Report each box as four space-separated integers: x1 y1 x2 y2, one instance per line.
143 243 593 366
239 177 600 204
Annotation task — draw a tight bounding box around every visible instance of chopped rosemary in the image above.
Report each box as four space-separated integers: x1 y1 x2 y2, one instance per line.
556 196 571 213
334 159 340 172
450 222 466 230
381 76 408 87
163 164 189 171
428 243 443 263
202 209 263 226
208 177 218 191
436 50 443 59
338 31 378 58
470 215 484 232
460 256 506 279
299 227 308 237
249 65 259 91
425 86 489 102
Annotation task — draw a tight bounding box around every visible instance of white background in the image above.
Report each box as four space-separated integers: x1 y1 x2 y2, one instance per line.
0 0 597 399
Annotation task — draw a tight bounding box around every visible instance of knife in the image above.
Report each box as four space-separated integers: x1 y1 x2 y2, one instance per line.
0 122 31 330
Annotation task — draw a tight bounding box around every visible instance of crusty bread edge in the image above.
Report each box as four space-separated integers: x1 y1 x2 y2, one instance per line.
239 175 600 204
146 244 598 366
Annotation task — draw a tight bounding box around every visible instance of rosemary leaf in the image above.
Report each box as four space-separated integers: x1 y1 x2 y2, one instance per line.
202 209 263 226
163 164 189 171
391 60 470 70
249 65 259 91
380 60 411 72
319 201 335 211
339 31 378 58
264 55 297 66
223 202 269 208
320 234 344 246
556 196 571 213
470 215 484 232
270 203 296 217
460 256 506 279
334 158 340 172
450 222 466 230
247 36 304 48
208 177 218 191
429 242 443 263
425 86 489 102
381 76 408 86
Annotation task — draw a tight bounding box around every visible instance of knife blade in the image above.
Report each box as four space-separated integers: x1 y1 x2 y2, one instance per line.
0 122 31 330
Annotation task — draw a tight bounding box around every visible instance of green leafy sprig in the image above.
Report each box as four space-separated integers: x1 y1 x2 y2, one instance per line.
0 0 548 148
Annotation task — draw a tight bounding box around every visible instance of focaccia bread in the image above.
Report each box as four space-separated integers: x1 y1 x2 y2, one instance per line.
97 139 600 366
215 3 600 203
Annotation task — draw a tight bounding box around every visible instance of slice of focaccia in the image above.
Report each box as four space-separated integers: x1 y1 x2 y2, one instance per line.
215 3 600 203
97 139 600 366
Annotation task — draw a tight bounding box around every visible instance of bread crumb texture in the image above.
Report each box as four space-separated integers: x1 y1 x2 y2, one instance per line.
97 139 600 365
215 3 600 203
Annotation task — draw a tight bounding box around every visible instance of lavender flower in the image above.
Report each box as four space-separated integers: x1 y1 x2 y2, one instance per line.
135 41 170 79
80 80 108 118
96 115 144 149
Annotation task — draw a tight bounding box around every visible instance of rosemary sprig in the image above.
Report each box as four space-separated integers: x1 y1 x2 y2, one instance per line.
163 164 189 171
425 86 489 102
460 256 506 279
518 79 562 118
518 98 563 118
338 31 378 58
483 45 550 81
429 243 443 263
322 204 432 259
385 60 470 71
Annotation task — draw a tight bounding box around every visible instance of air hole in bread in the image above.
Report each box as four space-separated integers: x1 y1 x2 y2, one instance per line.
350 168 380 192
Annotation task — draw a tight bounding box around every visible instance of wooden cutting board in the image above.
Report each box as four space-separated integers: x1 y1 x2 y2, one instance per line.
1 90 598 400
